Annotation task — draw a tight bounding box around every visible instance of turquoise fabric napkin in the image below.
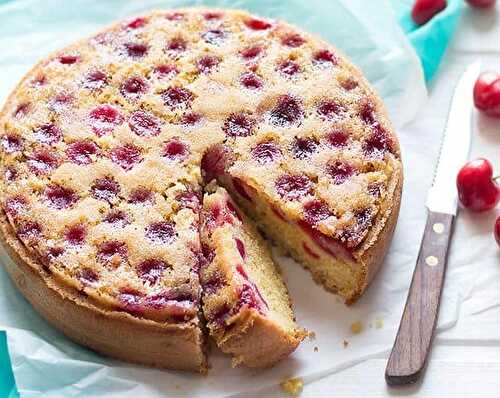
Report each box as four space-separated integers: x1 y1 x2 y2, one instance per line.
0 1 461 396
390 0 464 81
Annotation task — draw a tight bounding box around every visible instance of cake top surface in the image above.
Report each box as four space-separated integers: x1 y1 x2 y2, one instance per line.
0 8 400 321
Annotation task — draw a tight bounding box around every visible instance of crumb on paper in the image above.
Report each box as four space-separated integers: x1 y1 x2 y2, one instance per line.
343 339 349 348
350 321 363 334
313 346 318 352
280 377 304 397
374 318 384 329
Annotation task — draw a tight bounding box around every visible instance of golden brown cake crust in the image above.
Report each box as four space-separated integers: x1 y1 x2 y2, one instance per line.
0 212 207 372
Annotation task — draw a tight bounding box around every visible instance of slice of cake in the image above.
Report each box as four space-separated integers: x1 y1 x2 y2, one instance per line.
199 186 306 367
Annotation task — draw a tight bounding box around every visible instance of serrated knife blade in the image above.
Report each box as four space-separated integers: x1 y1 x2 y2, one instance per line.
386 61 480 386
426 61 481 215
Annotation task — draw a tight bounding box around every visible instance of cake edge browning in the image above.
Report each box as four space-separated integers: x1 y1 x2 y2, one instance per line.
0 213 208 372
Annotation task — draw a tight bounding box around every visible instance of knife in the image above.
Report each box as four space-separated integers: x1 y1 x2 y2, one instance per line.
385 62 481 386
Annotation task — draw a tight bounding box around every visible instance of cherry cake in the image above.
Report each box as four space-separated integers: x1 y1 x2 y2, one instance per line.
0 8 402 372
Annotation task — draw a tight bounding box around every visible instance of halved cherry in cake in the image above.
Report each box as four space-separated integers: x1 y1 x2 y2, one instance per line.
278 59 300 77
65 224 87 246
33 123 62 145
281 33 305 48
269 95 303 126
27 149 60 175
77 267 99 284
14 103 29 119
146 221 177 244
144 291 196 321
91 177 120 202
163 138 189 161
240 45 263 60
201 29 226 45
325 129 348 148
328 160 356 185
302 242 320 259
129 110 161 137
118 288 144 315
66 140 99 165
363 125 393 156
368 183 383 198
275 173 313 200
43 247 64 266
128 187 154 204
124 42 149 58
341 77 358 91
49 93 73 113
166 37 187 54
337 208 373 249
245 17 272 30
153 64 178 78
161 86 194 109
237 283 267 314
240 72 263 90
317 100 346 120
303 200 333 225
120 76 148 99
165 11 184 21
203 11 223 20
84 70 108 90
298 220 353 261
271 205 287 222
97 240 128 267
58 54 79 65
359 99 376 125
4 196 27 218
44 184 78 209
291 137 319 160
232 177 254 202
89 104 123 136
201 144 232 183
5 167 17 182
176 189 201 212
18 221 42 241
103 210 130 228
180 112 203 127
126 16 147 29
2 133 23 153
313 50 338 66
223 113 255 137
137 259 170 285
32 74 46 87
196 55 220 74
109 144 142 171
251 141 282 164
235 238 246 260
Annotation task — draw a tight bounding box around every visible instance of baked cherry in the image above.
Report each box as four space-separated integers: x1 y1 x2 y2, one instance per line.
103 210 129 227
166 12 184 21
291 137 319 160
146 221 177 244
5 167 18 182
66 140 99 165
18 221 42 240
200 144 232 183
154 64 178 78
129 110 161 137
411 0 447 25
196 55 220 74
201 29 225 45
176 189 201 212
313 50 338 66
203 11 223 20
126 17 147 29
235 238 246 259
109 144 142 171
317 100 346 120
59 54 79 65
163 138 189 161
245 18 272 30
124 42 148 58
251 141 282 164
278 59 300 77
363 126 393 156
232 177 253 202
129 187 154 204
495 216 500 246
44 185 77 209
2 133 23 153
27 149 60 175
275 173 313 200
269 95 303 126
77 268 99 284
65 224 86 246
49 93 73 113
281 33 305 47
328 160 355 185
166 37 187 54
137 259 169 285
325 130 348 148
180 112 203 127
473 71 500 117
457 158 499 212
341 77 359 91
466 0 496 7
120 76 148 99
223 113 255 137
4 196 27 217
14 103 29 118
240 45 263 60
303 200 332 224
118 288 144 315
89 104 123 136
33 123 62 145
84 70 108 90
240 72 263 89
162 86 194 109
91 177 120 202
97 241 127 266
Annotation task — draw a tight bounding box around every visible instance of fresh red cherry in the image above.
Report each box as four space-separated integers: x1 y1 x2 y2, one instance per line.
473 72 500 117
411 0 447 25
456 158 499 212
495 216 500 246
466 0 496 8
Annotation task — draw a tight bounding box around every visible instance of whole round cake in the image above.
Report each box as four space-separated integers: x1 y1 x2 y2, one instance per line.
0 8 402 372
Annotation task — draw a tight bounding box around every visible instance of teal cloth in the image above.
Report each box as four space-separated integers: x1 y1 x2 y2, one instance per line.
0 2 462 397
390 0 464 81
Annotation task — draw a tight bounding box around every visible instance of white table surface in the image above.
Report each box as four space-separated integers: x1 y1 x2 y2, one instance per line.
250 5 500 398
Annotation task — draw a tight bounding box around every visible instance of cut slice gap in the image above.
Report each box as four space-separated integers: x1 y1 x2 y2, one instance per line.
199 185 307 367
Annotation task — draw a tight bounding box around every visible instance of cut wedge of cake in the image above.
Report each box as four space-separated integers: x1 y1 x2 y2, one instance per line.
199 186 306 367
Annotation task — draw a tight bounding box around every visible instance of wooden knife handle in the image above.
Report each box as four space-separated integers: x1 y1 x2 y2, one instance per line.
385 211 454 386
